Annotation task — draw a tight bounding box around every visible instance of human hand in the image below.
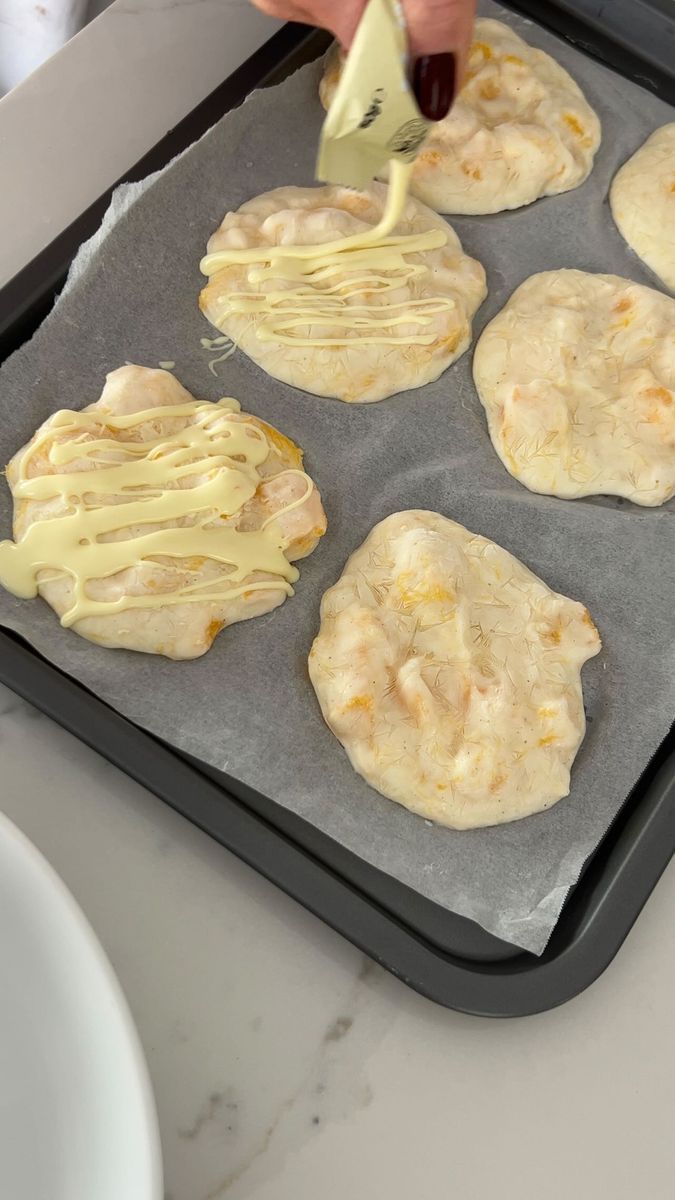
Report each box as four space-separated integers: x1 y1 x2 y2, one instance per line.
250 0 477 119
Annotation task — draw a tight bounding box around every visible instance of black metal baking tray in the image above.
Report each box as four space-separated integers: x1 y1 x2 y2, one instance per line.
1 4 674 1016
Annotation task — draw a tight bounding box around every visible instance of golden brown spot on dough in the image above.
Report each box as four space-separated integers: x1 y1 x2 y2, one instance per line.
206 619 224 643
543 627 562 645
436 782 446 791
342 194 372 215
344 694 373 712
461 162 483 181
425 584 455 604
504 54 524 66
538 734 558 747
538 706 556 719
438 330 461 354
479 80 500 101
419 149 442 167
563 113 585 138
611 297 633 327
396 573 456 611
185 556 206 571
582 610 598 634
255 419 302 465
471 41 493 61
489 773 506 793
643 386 673 406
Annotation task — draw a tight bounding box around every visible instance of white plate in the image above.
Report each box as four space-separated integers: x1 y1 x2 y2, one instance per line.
0 810 163 1200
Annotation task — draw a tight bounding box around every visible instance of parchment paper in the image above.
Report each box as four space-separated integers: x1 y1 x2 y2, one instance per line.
1 1 673 953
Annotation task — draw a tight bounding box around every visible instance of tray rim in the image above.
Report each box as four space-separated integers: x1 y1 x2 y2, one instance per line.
2 628 673 1018
0 3 674 1016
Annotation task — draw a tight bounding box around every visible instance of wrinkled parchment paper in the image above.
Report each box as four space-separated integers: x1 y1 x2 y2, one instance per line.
1 1 673 953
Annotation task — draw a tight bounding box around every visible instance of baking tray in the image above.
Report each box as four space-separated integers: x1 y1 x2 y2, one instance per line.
1 4 674 1016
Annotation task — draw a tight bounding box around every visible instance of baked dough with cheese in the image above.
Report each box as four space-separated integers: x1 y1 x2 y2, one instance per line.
199 182 486 403
0 366 326 658
309 510 601 830
473 270 675 506
320 18 601 215
610 124 675 293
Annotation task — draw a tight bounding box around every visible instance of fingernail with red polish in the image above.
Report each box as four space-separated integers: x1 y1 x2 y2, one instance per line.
413 53 456 121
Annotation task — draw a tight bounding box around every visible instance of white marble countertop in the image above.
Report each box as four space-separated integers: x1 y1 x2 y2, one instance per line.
0 0 278 288
3 679 675 1200
1 3 675 1198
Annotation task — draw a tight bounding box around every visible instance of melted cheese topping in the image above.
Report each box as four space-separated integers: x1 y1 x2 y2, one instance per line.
610 123 675 293
200 161 453 348
199 175 486 403
0 397 308 626
309 510 601 830
473 270 675 507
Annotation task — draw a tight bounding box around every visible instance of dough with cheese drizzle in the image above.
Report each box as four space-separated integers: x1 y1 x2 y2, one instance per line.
320 18 601 215
199 179 486 403
0 365 326 658
610 124 675 293
309 510 600 830
473 270 675 507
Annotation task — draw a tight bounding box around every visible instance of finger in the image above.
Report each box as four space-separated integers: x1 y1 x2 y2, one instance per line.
250 1 315 23
250 0 367 50
403 0 477 68
313 0 367 48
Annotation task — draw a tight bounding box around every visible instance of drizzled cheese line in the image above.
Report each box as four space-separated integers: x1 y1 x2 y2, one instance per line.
200 162 454 348
0 397 314 626
200 333 238 375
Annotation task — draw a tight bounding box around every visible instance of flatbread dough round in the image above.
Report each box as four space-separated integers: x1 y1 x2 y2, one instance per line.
309 510 600 830
473 270 675 507
610 124 675 293
319 18 601 215
199 183 486 403
1 366 326 659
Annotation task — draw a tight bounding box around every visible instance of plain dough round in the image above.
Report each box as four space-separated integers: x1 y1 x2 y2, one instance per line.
199 182 486 403
473 270 675 507
319 18 601 215
309 510 601 830
5 366 327 659
610 124 675 293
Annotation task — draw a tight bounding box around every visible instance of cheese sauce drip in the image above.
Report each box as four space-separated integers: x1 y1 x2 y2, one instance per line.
0 398 310 626
200 162 453 348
